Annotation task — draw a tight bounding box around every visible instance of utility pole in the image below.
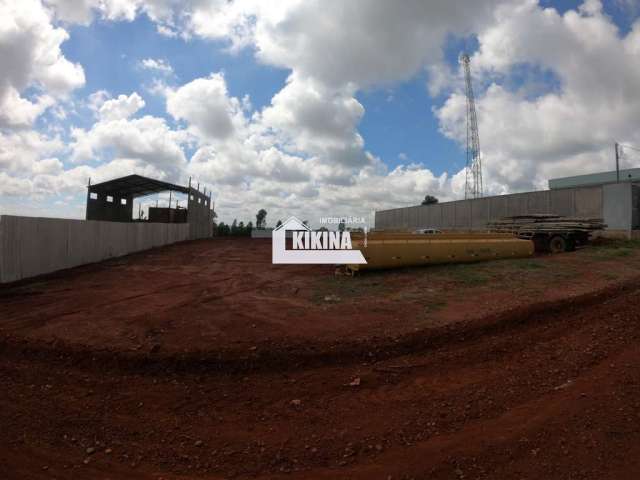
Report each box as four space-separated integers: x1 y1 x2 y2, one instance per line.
85 177 91 220
615 142 620 183
461 53 483 199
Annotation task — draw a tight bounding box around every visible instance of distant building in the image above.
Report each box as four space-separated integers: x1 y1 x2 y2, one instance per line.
86 174 213 239
376 170 640 237
549 168 640 189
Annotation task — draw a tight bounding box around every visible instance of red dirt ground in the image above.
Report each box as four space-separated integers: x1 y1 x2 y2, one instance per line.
2 237 640 479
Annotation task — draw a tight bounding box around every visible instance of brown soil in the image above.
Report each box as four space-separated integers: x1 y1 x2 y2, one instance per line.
2 237 640 479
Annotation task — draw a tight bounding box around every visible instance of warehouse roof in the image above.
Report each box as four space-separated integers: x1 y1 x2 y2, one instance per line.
88 174 189 198
549 168 640 189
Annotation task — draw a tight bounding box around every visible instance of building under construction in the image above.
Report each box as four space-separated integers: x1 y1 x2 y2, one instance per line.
86 174 213 240
0 174 214 283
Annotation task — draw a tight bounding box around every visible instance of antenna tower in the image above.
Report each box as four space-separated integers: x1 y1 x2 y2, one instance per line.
461 53 483 199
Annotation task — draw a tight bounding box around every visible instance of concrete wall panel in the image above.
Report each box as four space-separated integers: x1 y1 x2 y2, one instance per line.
375 184 615 232
379 210 390 229
408 206 419 229
430 205 442 228
400 208 409 229
603 183 632 229
548 189 574 217
441 203 456 228
380 210 390 230
374 211 382 229
506 194 527 217
417 206 429 229
187 188 213 240
0 216 189 283
386 210 395 229
574 187 603 218
471 198 490 228
39 218 70 277
388 210 396 229
489 196 508 221
384 210 394 229
455 201 472 229
526 191 549 214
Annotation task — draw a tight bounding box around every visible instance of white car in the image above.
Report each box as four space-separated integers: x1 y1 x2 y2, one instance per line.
414 228 442 234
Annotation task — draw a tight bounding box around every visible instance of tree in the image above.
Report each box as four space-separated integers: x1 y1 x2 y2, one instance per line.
276 219 283 228
256 209 267 229
216 222 230 236
421 195 439 205
338 220 346 232
231 219 238 235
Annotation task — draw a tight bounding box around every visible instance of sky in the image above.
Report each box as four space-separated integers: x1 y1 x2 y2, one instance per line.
1 0 640 227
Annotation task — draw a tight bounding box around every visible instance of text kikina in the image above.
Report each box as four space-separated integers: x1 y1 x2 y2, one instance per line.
272 216 366 265
292 230 353 250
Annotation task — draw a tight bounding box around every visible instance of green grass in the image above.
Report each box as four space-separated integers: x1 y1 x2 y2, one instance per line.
583 239 640 260
445 264 490 286
424 299 447 313
515 259 547 270
311 239 640 305
311 275 384 304
604 248 633 257
590 238 640 250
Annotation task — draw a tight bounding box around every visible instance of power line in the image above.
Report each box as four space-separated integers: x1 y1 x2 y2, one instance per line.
618 143 640 154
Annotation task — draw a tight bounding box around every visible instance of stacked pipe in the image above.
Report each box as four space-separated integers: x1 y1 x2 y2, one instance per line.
487 214 606 237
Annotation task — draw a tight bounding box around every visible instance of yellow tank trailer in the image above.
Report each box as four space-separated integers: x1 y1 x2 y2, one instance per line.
348 232 533 272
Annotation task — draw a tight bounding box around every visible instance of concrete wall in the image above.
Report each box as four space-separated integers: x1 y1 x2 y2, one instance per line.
187 187 213 240
0 215 190 284
148 207 187 223
375 185 605 231
601 183 639 230
86 192 133 222
251 228 273 238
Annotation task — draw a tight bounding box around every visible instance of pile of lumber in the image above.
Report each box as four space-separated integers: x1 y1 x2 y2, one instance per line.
487 214 606 235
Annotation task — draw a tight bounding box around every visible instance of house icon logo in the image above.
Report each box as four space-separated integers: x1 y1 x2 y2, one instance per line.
272 216 367 265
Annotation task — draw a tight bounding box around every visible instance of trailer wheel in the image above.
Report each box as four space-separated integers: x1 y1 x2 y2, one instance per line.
548 235 567 254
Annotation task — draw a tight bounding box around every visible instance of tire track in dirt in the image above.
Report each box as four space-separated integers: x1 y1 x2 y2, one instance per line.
1 276 638 376
2 275 640 479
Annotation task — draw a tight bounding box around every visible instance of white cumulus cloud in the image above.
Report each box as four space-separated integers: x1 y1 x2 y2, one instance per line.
139 58 174 75
0 0 85 128
4 0 640 226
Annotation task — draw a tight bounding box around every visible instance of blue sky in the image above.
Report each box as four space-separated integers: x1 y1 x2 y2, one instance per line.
54 0 633 178
59 14 468 177
62 17 291 116
2 0 640 224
